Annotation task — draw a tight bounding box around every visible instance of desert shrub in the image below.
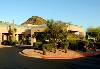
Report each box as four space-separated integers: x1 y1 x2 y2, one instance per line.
12 40 18 45
1 40 18 46
42 43 57 51
77 40 89 51
95 42 100 49
88 39 94 42
42 44 52 51
63 41 69 53
95 40 100 49
33 42 43 50
68 40 78 50
2 40 10 45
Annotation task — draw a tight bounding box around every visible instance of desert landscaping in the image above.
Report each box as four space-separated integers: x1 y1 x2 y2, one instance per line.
0 0 100 69
20 49 84 59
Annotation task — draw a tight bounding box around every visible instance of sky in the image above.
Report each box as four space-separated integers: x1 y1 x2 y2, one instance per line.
0 0 100 31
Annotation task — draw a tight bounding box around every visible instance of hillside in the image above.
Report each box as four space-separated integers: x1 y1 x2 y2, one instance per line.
21 16 47 25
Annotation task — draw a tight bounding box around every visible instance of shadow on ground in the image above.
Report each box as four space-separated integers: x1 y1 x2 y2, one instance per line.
0 46 100 69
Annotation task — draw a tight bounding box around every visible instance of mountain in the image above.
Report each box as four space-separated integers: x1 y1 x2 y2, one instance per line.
21 16 47 25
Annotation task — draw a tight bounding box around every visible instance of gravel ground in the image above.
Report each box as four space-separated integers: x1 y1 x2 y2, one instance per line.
20 49 84 59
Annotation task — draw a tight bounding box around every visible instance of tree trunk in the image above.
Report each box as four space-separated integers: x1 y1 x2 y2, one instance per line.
43 50 46 55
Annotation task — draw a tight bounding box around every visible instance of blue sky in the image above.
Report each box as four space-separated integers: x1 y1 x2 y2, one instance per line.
0 0 100 31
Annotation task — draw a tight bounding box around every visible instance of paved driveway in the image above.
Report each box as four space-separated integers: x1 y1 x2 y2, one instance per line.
0 47 100 69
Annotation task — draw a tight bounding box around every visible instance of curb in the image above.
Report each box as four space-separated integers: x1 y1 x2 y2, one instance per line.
42 51 100 59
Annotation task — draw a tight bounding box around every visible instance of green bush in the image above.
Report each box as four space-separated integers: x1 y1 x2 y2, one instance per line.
42 43 57 51
68 40 78 50
63 41 69 53
2 40 10 45
33 42 43 50
95 42 100 49
1 40 18 46
42 44 52 51
12 40 18 45
76 40 88 51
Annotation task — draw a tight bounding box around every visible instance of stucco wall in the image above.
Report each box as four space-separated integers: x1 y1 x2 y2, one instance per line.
67 24 84 36
0 25 9 33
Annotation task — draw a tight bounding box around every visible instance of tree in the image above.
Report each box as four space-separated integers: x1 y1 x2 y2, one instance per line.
86 27 100 41
47 20 68 42
12 27 17 42
35 19 81 54
8 24 17 42
8 26 12 41
46 20 70 53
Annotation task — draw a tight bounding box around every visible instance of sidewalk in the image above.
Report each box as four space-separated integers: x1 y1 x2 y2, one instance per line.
0 45 12 48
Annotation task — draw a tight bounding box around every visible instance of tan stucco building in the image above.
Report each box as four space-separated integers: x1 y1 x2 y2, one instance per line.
0 22 84 46
0 23 47 45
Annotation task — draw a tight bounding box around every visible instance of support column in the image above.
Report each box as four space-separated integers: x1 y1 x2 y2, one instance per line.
0 33 2 45
16 34 19 41
7 34 9 40
31 37 36 46
79 32 84 38
2 34 4 41
4 35 7 40
33 37 36 42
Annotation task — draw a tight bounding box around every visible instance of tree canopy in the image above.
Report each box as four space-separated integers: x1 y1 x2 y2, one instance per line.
86 27 100 41
47 20 68 42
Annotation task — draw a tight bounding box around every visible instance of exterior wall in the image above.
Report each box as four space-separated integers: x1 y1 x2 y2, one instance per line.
67 24 84 37
0 24 29 44
0 25 9 33
0 23 84 45
0 33 2 44
0 25 9 44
